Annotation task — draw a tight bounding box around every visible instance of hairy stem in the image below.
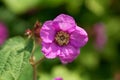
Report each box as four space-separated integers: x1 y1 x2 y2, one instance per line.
29 39 37 80
31 40 36 57
29 39 45 80
31 56 45 80
33 64 37 80
35 56 45 65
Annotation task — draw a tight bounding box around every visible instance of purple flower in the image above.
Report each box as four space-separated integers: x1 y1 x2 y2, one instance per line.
0 23 8 46
93 23 107 51
40 14 88 64
53 77 63 80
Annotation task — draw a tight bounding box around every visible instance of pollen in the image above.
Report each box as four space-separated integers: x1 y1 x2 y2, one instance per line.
55 31 70 46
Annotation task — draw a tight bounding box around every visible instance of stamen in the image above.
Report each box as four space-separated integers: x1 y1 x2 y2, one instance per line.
55 31 69 46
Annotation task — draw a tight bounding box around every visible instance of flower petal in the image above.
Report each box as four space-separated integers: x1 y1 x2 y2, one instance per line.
70 26 88 48
53 14 76 25
52 21 60 31
58 22 75 33
41 42 60 59
59 45 80 64
54 77 63 80
0 23 8 45
40 20 56 43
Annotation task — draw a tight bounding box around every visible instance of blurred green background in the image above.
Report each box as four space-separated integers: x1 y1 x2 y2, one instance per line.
0 0 120 80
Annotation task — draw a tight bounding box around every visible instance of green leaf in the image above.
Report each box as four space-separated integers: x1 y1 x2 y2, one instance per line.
66 0 83 14
18 64 33 80
0 36 33 80
85 0 109 16
2 0 41 14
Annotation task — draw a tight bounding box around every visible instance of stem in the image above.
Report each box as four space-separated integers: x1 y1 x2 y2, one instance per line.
29 39 37 80
29 39 45 80
35 56 45 65
31 39 36 57
33 64 37 80
31 56 45 80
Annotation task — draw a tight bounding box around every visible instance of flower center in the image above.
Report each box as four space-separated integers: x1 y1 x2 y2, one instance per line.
55 31 70 46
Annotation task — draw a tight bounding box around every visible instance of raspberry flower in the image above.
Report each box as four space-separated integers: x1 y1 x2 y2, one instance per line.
93 23 107 51
53 77 63 80
40 14 88 64
0 23 8 46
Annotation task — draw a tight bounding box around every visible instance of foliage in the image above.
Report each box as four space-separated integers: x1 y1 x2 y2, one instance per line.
0 37 33 80
0 0 120 80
